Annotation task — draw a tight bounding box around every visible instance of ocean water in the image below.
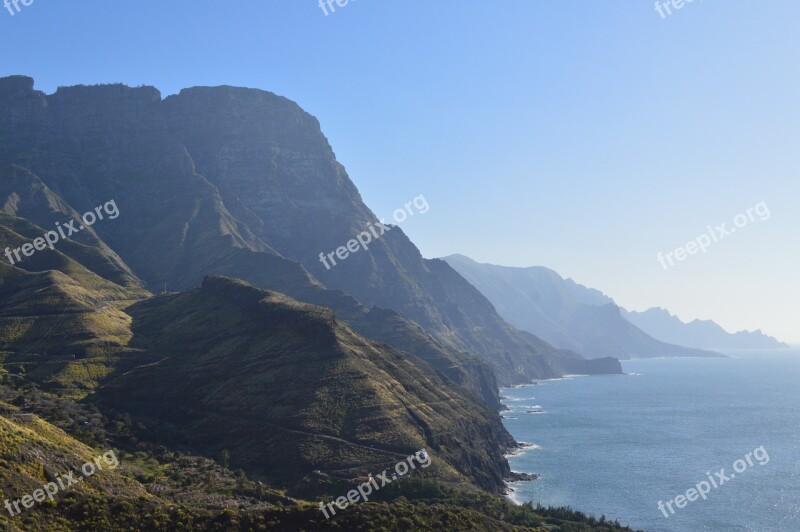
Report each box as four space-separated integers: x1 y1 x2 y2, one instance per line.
501 350 800 532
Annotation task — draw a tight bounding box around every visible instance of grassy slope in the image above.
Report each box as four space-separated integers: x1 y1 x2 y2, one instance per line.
0 168 142 291
0 265 640 529
0 162 639 529
96 277 514 496
0 404 639 531
0 213 150 397
0 401 150 531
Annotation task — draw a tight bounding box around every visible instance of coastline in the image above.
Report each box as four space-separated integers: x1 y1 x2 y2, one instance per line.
499 375 606 505
503 442 540 504
499 354 800 530
499 373 635 506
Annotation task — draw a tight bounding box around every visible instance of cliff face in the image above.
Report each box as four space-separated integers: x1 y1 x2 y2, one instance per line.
160 85 591 384
0 77 643 532
0 76 621 386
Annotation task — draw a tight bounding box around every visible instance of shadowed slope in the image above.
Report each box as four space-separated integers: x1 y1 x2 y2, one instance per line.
0 76 621 386
96 277 516 494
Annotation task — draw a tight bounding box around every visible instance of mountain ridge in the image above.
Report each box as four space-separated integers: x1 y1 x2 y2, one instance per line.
0 75 642 531
0 75 621 386
622 306 788 350
443 254 724 360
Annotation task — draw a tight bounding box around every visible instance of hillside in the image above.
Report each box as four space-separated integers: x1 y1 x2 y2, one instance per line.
95 277 515 495
0 274 639 530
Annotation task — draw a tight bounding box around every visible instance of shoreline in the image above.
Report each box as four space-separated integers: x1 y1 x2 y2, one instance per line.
502 440 541 504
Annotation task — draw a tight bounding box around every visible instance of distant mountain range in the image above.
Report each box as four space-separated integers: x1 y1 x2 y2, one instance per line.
622 307 788 350
444 254 785 358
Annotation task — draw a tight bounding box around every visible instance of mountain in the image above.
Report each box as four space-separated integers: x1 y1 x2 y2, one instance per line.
444 254 722 359
0 230 630 529
623 307 789 350
0 122 516 497
0 76 643 530
95 276 518 494
0 75 620 385
0 208 151 394
0 248 632 530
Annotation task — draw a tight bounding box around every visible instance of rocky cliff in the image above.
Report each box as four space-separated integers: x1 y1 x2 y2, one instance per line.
0 76 621 385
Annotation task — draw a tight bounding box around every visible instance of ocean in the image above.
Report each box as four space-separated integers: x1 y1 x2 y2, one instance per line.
501 350 800 532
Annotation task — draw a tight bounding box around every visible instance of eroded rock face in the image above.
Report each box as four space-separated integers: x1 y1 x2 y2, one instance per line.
0 76 621 386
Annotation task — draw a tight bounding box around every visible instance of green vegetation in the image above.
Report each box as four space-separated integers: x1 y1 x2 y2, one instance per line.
95 277 513 495
0 267 640 530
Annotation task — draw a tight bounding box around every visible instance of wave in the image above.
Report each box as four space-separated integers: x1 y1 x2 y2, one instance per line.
505 442 541 458
505 483 526 505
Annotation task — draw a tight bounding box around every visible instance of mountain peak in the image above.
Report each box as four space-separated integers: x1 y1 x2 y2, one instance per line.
0 75 35 93
51 82 162 103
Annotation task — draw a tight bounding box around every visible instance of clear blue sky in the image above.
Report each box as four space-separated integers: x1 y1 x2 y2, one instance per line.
2 1 798 342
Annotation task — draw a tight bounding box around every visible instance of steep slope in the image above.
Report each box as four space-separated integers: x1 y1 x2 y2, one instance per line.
165 85 618 383
0 185 502 413
0 165 141 290
0 406 148 497
623 307 788 350
0 402 154 531
0 213 151 394
181 247 505 407
0 213 626 528
95 277 517 495
0 75 620 385
444 254 721 359
0 402 635 531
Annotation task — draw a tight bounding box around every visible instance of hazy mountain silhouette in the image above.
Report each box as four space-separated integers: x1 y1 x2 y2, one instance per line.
444 254 723 359
623 307 788 350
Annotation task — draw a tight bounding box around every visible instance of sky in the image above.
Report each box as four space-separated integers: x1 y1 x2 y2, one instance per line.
1 1 798 342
